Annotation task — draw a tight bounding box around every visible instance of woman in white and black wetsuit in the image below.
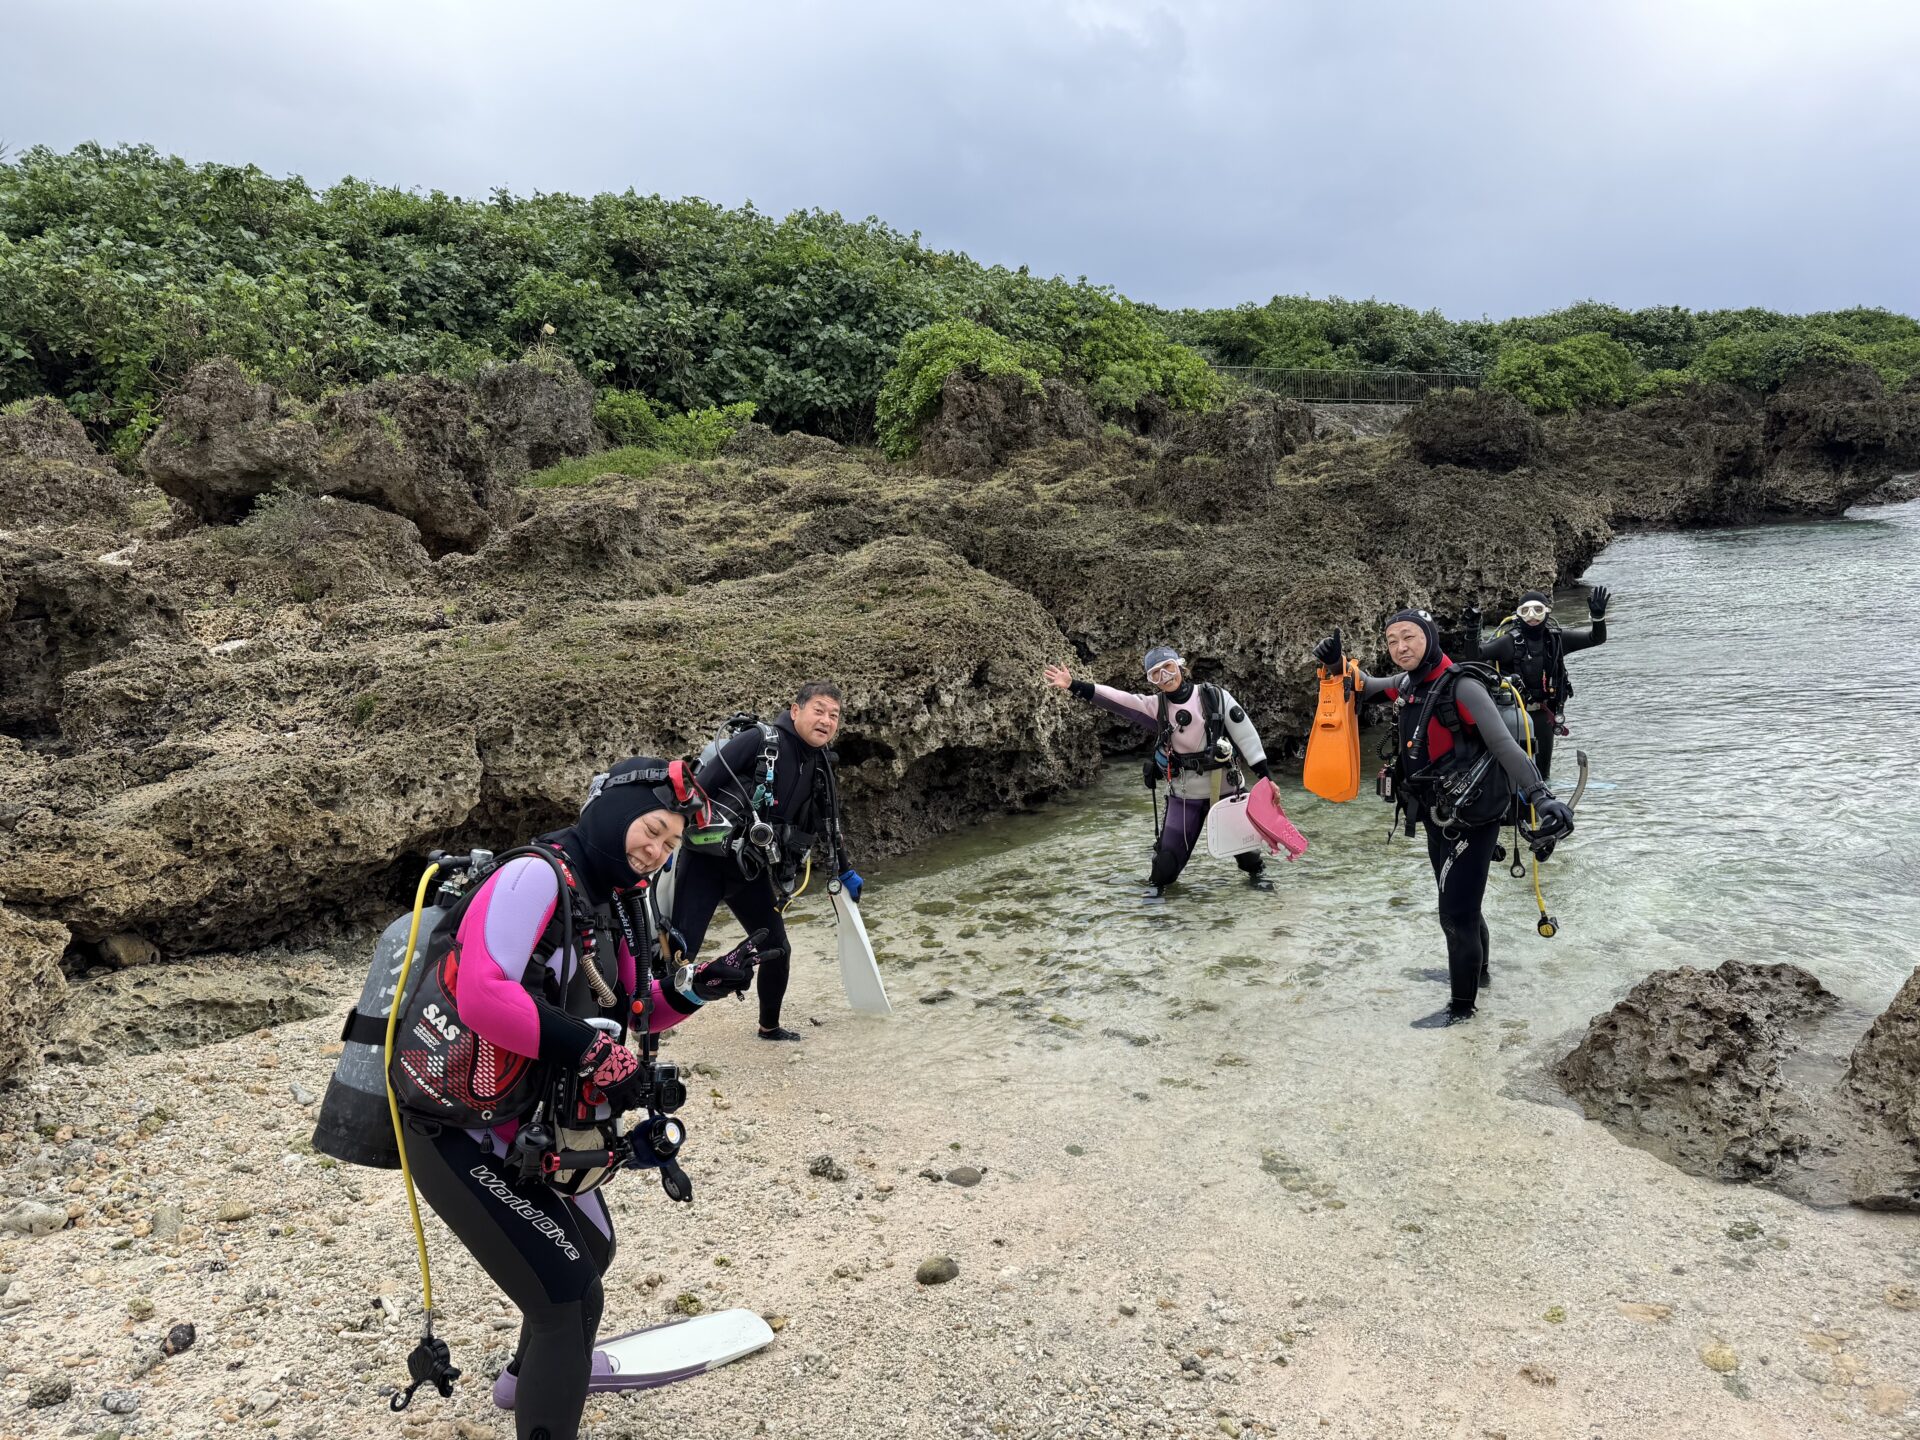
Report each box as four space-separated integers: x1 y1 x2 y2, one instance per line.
1313 610 1575 1028
1046 646 1276 897
396 759 771 1440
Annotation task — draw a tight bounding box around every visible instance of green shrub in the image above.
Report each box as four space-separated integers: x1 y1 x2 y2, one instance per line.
593 388 659 446
7 141 1920 445
527 401 754 487
1859 337 1920 389
1488 333 1641 412
1637 368 1694 398
1691 329 1860 392
1072 301 1218 413
651 400 757 459
875 319 1046 458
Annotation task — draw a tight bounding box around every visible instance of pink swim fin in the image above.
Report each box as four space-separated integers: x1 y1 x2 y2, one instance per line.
1247 779 1308 862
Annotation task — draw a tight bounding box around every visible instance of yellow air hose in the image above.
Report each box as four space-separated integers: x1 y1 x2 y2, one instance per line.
383 863 441 1320
1511 695 1557 938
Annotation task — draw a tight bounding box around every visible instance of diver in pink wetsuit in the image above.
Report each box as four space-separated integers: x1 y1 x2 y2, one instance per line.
392 757 773 1440
1046 646 1276 897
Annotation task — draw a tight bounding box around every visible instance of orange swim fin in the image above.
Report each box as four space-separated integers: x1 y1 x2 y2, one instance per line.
1302 649 1363 803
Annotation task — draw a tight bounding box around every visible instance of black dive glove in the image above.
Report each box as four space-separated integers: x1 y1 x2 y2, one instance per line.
1523 784 1575 841
1587 585 1610 619
1459 601 1481 630
1311 633 1342 667
691 930 783 1002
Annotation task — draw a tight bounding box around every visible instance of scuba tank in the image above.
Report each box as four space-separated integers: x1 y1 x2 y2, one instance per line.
310 851 492 1168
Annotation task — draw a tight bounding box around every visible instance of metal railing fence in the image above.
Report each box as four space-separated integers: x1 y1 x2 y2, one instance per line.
1212 366 1483 404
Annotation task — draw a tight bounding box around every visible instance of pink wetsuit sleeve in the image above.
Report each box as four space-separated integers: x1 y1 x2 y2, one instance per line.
636 980 695 1034
451 857 559 1059
614 936 693 1034
1088 685 1160 732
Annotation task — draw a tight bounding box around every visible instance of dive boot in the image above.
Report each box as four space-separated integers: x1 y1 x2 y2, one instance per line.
1411 1002 1477 1030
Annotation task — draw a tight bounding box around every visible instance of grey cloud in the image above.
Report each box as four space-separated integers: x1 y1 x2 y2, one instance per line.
5 0 1917 316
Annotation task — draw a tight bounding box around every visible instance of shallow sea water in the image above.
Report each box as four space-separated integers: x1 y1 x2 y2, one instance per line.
802 498 1920 1129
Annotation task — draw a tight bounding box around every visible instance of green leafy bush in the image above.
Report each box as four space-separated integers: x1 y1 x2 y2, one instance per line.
7 141 1920 446
1859 337 1920 388
525 445 675 489
528 400 756 486
875 319 1047 458
594 388 659 447
1691 329 1860 391
651 400 757 459
1488 333 1641 412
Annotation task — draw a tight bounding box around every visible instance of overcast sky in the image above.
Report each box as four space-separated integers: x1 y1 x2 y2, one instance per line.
6 0 1918 318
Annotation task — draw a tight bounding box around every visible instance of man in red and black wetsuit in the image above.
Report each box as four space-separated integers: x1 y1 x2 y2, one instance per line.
1314 610 1575 1028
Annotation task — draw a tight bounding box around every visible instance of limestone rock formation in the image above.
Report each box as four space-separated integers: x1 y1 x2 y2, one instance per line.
0 398 135 533
142 358 320 523
1558 959 1920 1210
139 359 596 553
918 373 1099 477
1838 967 1920 1209
0 540 184 738
1 351 1910 1088
0 906 70 1080
1555 960 1838 1182
1400 387 1544 471
1141 392 1317 516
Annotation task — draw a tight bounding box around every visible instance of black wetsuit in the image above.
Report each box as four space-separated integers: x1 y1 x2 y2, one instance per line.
675 712 845 1030
407 1119 615 1440
1361 662 1545 1014
1465 618 1605 779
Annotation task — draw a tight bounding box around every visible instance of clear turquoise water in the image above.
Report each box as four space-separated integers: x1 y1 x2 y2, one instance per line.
807 499 1920 1100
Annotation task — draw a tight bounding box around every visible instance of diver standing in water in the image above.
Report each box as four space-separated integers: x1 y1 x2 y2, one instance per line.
1045 647 1276 897
1313 612 1574 1027
1458 585 1610 779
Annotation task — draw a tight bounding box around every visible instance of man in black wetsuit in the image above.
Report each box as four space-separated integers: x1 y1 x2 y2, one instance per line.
1315 610 1575 1028
1458 585 1610 779
671 681 861 1042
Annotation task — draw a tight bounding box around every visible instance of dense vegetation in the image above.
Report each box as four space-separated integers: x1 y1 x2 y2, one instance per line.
0 144 1216 454
1166 296 1920 412
4 144 1917 454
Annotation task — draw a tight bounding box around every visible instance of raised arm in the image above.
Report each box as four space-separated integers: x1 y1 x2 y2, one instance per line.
1045 663 1161 733
1561 586 1610 653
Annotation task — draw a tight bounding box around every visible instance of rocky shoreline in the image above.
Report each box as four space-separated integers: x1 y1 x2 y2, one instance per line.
4 361 1920 1073
4 349 1920 1432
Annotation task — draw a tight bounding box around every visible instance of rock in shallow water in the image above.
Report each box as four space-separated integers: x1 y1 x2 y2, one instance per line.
1557 958 1920 1210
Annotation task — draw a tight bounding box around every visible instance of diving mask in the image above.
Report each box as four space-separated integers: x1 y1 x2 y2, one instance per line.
1517 601 1549 622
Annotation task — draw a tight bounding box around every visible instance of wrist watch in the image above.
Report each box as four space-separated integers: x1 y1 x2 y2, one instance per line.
672 963 704 1008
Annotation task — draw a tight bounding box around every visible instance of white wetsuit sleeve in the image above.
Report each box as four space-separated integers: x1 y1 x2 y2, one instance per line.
1214 686 1267 768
